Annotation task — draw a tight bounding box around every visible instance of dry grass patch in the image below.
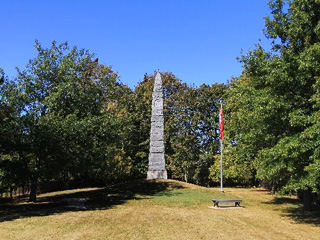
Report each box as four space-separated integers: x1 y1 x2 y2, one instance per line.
1 179 320 240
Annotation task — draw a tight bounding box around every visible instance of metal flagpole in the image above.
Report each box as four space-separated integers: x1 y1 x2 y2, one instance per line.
220 138 223 192
220 101 224 193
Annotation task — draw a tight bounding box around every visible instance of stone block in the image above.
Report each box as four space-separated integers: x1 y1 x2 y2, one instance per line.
147 170 167 179
150 146 165 153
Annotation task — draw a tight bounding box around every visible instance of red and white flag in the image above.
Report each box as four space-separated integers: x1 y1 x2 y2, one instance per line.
219 105 224 140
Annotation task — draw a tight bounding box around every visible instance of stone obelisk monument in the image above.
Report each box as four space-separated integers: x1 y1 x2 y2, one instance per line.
147 72 167 179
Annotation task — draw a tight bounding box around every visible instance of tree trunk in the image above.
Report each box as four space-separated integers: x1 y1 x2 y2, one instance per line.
29 177 38 202
303 188 313 211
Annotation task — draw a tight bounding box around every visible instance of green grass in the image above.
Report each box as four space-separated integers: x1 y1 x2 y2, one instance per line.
1 180 320 240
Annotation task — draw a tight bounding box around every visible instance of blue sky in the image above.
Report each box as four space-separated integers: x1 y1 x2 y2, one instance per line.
1 0 271 89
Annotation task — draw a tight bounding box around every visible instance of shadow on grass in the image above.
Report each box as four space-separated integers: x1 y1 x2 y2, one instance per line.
264 196 320 225
0 179 185 223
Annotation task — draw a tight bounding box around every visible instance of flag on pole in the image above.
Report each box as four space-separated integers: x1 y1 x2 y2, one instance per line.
219 105 224 140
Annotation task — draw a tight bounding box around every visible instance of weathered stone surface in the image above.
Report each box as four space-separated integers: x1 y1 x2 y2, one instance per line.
148 152 165 164
147 170 167 180
150 130 164 141
153 98 163 109
147 72 167 179
150 121 163 129
150 140 164 148
151 115 164 122
152 108 163 116
150 146 165 153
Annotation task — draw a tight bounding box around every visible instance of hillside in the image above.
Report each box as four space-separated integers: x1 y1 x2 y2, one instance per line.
1 179 319 240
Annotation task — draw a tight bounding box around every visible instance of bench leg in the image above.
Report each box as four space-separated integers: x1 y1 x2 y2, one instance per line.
214 202 219 208
235 202 240 207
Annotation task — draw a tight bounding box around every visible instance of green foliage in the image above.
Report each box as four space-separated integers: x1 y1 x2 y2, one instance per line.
167 83 227 185
0 69 26 196
0 41 137 200
225 0 320 195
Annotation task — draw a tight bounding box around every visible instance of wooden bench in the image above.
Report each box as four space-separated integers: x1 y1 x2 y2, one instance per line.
212 199 242 207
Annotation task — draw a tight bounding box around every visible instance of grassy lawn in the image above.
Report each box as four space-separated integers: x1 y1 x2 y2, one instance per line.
1 179 320 240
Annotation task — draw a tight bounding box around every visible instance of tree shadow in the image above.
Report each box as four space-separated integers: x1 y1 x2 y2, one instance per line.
263 196 320 226
0 179 185 223
265 196 300 205
284 207 320 225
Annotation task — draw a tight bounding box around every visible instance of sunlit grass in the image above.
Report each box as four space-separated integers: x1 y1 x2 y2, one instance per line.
0 179 319 240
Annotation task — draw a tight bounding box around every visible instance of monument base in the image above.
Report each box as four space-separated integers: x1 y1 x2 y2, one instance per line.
147 170 167 180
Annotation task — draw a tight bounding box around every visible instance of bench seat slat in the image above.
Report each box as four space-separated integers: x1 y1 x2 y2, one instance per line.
212 199 242 202
212 199 242 207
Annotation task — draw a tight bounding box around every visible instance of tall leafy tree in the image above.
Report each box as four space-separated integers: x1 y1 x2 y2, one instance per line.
194 84 227 185
0 69 28 198
14 40 96 200
11 40 132 201
226 0 320 209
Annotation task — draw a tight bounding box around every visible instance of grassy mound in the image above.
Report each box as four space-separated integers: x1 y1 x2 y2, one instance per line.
0 179 319 239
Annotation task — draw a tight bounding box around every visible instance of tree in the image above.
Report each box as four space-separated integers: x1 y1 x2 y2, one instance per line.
0 69 28 198
194 84 227 185
226 0 320 209
10 40 133 201
14 40 97 201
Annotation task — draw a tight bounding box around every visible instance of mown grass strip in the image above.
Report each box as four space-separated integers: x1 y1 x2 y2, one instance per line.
0 180 319 240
